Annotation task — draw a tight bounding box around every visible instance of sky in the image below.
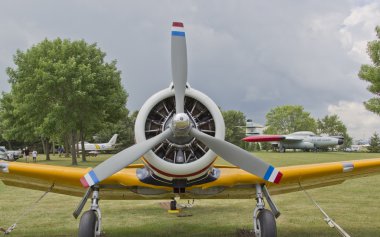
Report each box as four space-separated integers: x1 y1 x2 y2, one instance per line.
0 0 380 140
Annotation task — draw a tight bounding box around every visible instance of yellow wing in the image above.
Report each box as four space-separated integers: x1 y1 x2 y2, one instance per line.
1 158 379 199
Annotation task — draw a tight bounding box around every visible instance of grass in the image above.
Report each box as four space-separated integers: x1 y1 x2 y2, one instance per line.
0 151 380 236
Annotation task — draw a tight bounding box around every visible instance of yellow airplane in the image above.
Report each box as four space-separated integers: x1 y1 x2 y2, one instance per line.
1 22 380 237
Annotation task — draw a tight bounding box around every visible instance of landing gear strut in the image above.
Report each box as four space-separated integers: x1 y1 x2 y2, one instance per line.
253 184 280 237
279 146 285 153
76 186 102 237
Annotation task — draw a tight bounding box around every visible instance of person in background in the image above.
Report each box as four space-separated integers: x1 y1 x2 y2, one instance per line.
58 146 63 157
32 149 37 163
24 147 30 163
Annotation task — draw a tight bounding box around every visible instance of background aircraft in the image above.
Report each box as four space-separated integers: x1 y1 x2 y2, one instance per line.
77 134 118 151
243 131 344 152
0 147 9 161
0 23 379 237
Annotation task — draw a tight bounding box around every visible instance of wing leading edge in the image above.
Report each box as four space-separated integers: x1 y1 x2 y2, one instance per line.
203 158 380 197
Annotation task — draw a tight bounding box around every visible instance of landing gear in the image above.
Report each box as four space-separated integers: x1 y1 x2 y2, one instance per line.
78 210 98 237
253 184 279 237
256 209 277 237
77 187 102 237
279 146 285 153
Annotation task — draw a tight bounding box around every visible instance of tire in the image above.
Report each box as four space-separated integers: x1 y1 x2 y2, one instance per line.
257 209 277 237
78 210 98 237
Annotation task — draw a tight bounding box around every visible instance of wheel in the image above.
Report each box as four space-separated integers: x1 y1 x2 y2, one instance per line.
78 210 98 237
257 209 277 237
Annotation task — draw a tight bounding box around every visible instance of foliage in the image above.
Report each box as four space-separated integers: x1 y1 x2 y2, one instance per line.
368 132 380 153
317 114 352 149
2 38 127 163
94 110 138 151
341 133 353 150
317 115 346 136
221 110 246 148
358 26 380 116
264 105 317 134
260 142 272 151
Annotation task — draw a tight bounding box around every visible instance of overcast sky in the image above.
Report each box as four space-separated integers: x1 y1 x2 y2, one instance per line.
1 0 380 140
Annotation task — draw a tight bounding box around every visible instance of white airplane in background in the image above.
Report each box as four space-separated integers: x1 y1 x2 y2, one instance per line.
77 134 118 151
243 131 344 152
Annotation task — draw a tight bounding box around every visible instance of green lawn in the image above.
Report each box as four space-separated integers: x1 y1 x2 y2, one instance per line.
0 151 380 236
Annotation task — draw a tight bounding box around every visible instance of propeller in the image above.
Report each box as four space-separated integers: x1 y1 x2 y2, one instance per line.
190 128 282 183
80 22 282 188
80 129 171 187
171 22 187 113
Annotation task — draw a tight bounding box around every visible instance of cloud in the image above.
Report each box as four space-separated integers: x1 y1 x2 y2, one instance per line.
327 101 380 139
339 2 380 63
0 1 379 139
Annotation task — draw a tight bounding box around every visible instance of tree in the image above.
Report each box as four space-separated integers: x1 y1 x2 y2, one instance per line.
368 132 380 153
341 133 353 150
317 115 347 136
94 110 138 152
260 142 272 151
4 38 127 164
358 26 380 116
265 105 317 134
317 114 352 150
221 110 246 148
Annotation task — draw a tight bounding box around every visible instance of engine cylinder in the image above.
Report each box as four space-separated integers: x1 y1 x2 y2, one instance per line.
135 85 225 180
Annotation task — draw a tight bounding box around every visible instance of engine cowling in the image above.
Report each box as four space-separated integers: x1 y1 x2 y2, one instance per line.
135 84 225 181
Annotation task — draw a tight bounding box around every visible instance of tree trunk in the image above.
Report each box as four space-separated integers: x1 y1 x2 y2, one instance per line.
7 140 12 150
45 140 50 160
41 137 51 160
80 129 86 162
71 130 78 166
64 133 70 158
76 131 80 158
52 140 55 156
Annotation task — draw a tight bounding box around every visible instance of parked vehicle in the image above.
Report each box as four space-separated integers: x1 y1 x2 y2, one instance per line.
7 149 22 160
0 146 22 161
0 147 8 160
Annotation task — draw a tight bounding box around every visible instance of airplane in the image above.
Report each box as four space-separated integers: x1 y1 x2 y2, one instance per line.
0 22 379 237
243 131 344 152
77 134 118 151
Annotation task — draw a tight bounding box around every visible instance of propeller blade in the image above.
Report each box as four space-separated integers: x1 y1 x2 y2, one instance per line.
190 128 283 184
80 129 172 187
171 22 187 113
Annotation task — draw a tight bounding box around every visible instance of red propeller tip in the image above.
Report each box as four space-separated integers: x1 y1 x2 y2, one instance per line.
172 22 184 27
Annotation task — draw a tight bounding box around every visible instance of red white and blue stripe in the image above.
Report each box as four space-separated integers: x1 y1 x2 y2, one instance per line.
80 170 99 188
263 166 283 184
172 22 185 37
